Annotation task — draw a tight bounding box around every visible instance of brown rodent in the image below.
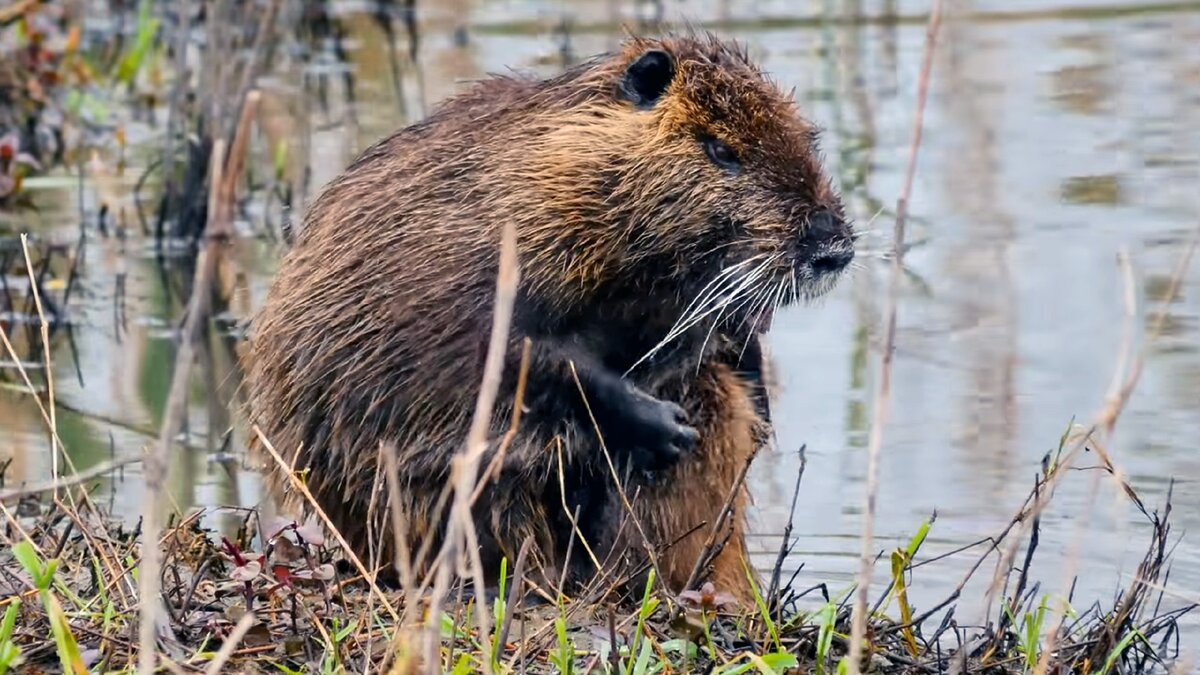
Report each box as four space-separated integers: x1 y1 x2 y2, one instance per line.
244 32 854 604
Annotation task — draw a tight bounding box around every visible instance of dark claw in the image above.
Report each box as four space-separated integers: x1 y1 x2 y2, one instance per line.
620 389 698 471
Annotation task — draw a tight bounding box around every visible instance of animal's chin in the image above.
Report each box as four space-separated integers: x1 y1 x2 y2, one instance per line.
742 270 847 335
794 269 847 304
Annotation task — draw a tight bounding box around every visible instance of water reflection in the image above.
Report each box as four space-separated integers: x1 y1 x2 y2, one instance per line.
2 0 1198 633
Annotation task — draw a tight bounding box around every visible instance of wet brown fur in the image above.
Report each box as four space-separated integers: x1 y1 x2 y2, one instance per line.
245 33 849 604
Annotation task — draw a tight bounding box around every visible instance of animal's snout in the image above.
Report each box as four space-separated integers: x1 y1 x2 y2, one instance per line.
801 209 855 276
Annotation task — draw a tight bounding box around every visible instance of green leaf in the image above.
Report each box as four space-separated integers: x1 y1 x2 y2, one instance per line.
450 653 474 675
904 518 932 558
0 641 26 674
631 637 654 675
1099 628 1144 675
334 619 358 642
43 592 87 675
115 0 161 84
659 639 698 659
0 600 19 642
550 614 574 675
0 599 23 675
273 141 289 181
745 562 781 652
715 662 753 675
759 652 799 671
641 597 660 619
11 542 49 589
626 570 655 675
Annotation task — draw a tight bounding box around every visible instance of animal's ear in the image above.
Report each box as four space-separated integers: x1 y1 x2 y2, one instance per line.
619 49 675 109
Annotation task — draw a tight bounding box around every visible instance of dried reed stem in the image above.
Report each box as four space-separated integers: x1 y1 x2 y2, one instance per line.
846 1 943 670
424 221 520 675
1028 251 1136 672
2 241 135 607
381 443 415 594
202 612 256 675
1028 226 1200 674
0 298 69 468
19 234 59 489
139 139 227 675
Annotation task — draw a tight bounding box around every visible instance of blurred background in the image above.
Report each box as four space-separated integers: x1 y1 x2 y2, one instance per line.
1 0 1197 633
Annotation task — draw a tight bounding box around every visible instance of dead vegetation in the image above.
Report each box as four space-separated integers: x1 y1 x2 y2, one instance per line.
0 0 1198 673
0 409 1193 673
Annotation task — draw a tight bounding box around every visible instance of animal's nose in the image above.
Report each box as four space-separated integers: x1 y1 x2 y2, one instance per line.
805 209 854 274
809 209 851 244
811 249 854 275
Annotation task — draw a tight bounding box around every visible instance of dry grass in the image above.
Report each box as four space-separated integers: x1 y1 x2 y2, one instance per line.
0 435 1191 674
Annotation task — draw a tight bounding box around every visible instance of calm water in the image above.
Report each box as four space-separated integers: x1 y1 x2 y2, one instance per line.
3 0 1198 638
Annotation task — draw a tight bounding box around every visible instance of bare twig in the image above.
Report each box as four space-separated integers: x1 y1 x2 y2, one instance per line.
767 444 807 608
678 443 760 597
496 537 532 652
472 338 532 503
846 1 943 670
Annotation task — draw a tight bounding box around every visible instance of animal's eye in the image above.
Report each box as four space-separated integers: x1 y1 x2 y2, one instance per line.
702 137 740 172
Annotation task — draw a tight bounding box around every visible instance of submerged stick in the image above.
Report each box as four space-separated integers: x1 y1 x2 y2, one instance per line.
846 1 943 670
0 458 140 502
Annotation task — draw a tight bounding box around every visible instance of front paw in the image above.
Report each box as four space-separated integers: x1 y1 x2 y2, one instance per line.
618 389 699 471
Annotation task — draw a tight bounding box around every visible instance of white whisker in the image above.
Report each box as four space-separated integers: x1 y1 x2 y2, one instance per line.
628 253 782 374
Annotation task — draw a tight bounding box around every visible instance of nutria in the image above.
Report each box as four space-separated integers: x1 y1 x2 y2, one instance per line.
245 32 854 603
